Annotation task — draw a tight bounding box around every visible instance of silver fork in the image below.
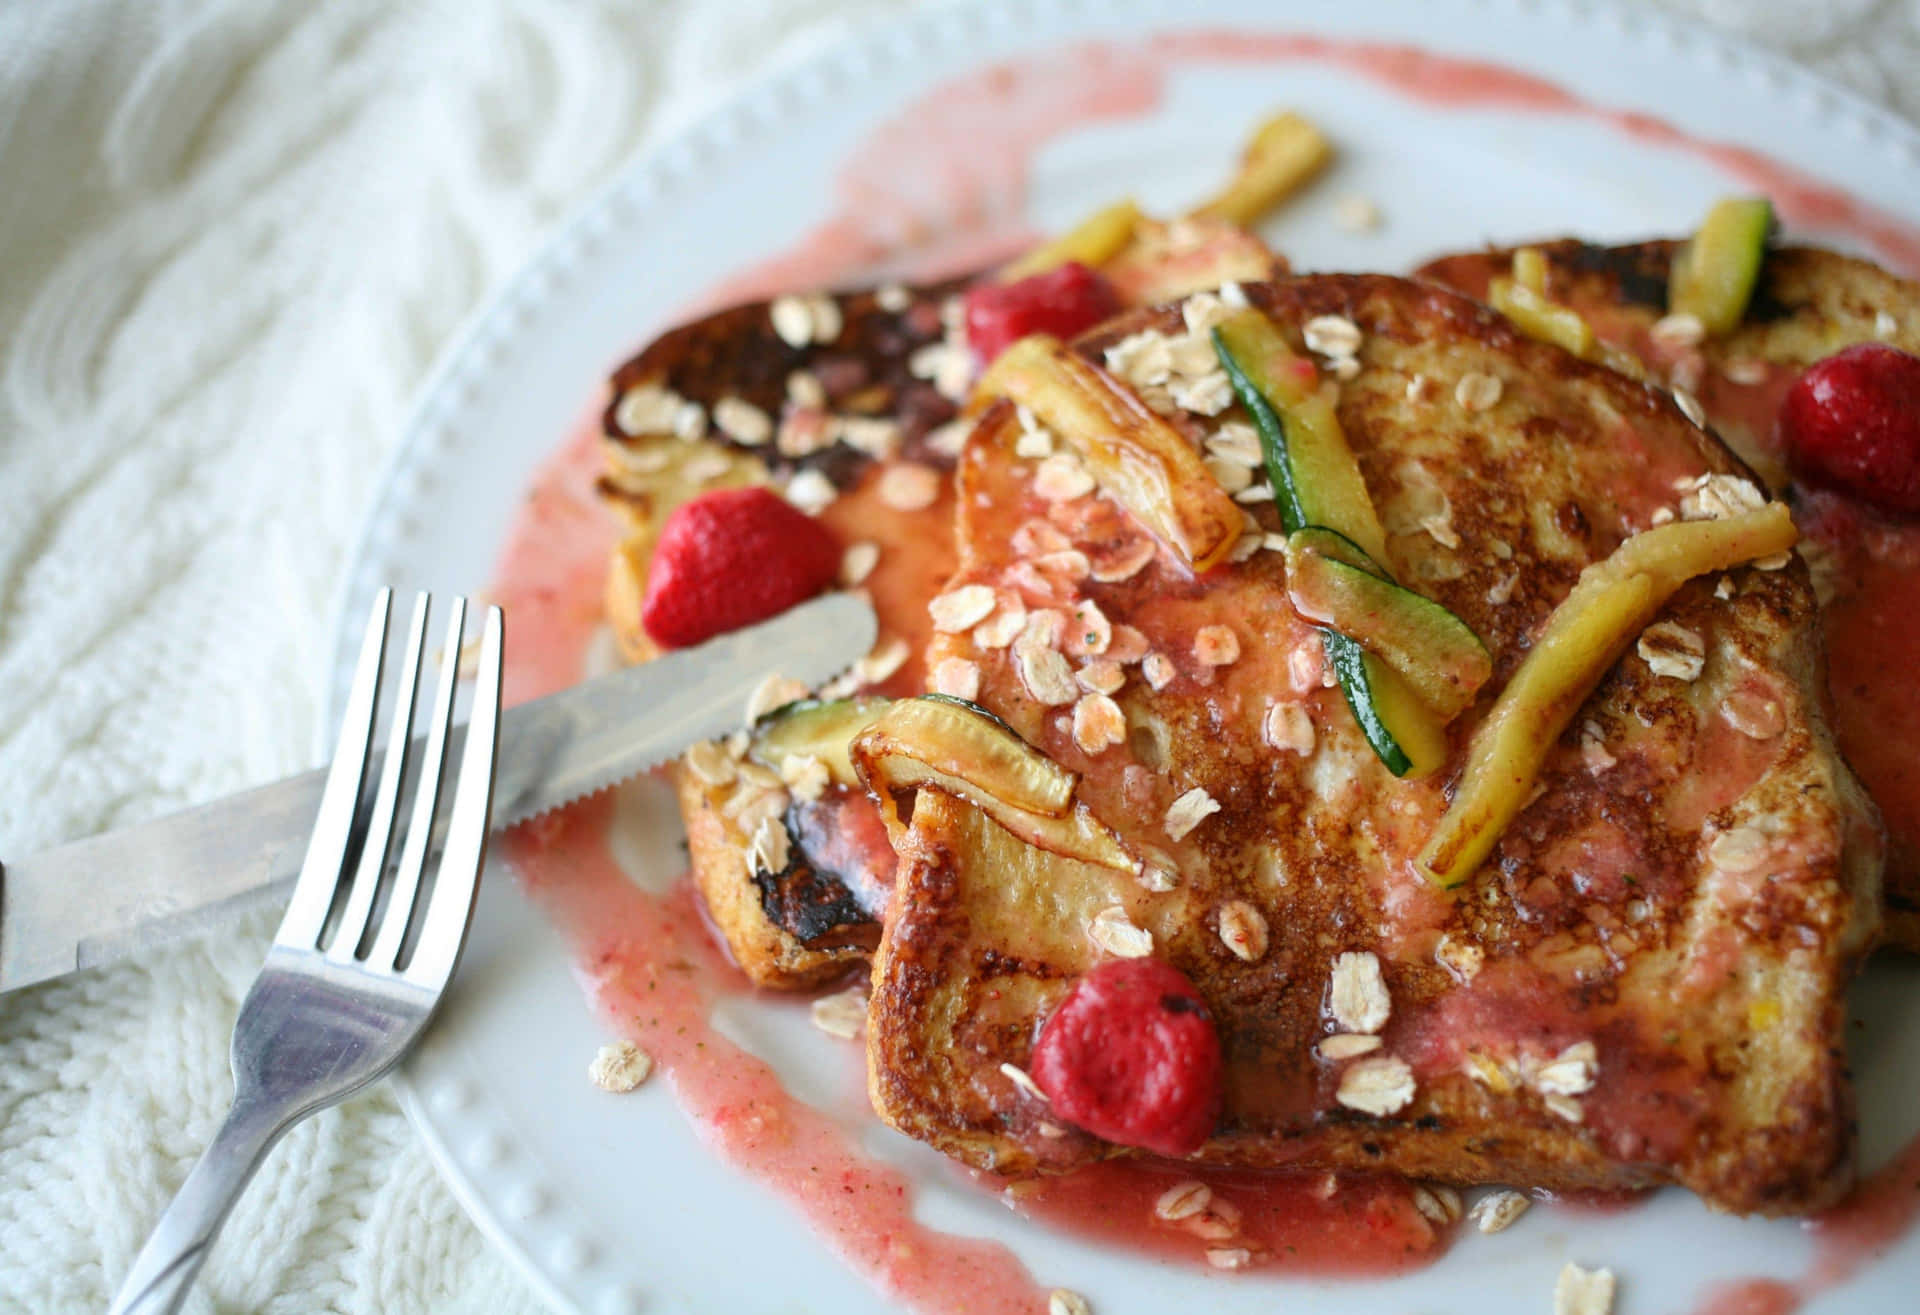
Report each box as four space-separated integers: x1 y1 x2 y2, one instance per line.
107 589 503 1315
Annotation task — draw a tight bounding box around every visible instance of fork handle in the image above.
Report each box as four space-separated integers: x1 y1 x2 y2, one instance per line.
107 1094 288 1315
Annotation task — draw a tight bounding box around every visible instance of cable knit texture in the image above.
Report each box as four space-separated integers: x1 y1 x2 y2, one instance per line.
0 1 1912 1311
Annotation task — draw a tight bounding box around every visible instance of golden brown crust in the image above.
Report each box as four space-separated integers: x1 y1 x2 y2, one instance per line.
1417 240 1920 953
866 274 1881 1215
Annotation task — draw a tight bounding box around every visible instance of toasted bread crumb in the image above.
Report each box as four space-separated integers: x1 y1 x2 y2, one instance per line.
683 739 737 788
838 540 880 587
1471 1189 1530 1234
1412 1184 1463 1225
1329 951 1391 1033
783 468 837 515
1304 314 1363 359
589 1040 654 1092
1554 1263 1616 1315
1335 1055 1415 1116
745 674 810 724
1153 1180 1213 1221
810 987 867 1039
1217 899 1269 962
929 584 997 633
1089 905 1154 958
931 657 981 702
1194 625 1241 667
1638 620 1706 681
1072 692 1127 754
1164 787 1221 841
878 462 941 511
1455 371 1503 411
1035 454 1097 502
1001 1062 1049 1101
1316 1033 1383 1060
1047 1291 1090 1315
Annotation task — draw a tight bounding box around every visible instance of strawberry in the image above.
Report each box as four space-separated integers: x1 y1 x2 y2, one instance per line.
1030 956 1223 1157
964 261 1121 364
1780 342 1920 517
641 486 842 648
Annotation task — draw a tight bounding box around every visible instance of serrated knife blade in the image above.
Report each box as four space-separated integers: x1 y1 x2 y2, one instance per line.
0 591 876 995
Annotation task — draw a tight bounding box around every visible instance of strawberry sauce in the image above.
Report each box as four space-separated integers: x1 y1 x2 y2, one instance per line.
479 27 1920 1315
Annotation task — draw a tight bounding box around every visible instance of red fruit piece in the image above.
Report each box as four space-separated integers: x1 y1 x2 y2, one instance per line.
1780 342 1920 517
964 261 1121 363
1030 956 1223 1157
641 486 842 648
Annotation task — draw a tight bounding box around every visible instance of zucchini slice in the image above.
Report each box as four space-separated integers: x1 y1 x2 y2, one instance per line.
1669 197 1773 337
1327 634 1450 779
1212 310 1391 564
1285 528 1492 720
1417 502 1798 887
750 697 892 789
1213 313 1450 778
850 695 1136 873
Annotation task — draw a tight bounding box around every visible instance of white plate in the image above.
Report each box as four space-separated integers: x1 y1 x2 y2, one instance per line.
329 2 1920 1312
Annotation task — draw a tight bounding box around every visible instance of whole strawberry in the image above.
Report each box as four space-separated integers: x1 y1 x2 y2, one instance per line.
964 261 1121 364
1780 342 1920 517
1030 956 1223 1157
641 486 842 648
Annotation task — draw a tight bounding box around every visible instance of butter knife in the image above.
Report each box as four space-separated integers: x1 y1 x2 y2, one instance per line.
0 592 877 994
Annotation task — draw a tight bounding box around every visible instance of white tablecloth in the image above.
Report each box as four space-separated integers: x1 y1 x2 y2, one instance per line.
2 1 1914 1310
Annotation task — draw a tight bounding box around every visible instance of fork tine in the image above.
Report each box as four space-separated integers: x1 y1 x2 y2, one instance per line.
367 596 467 971
276 588 391 950
324 593 430 963
403 605 502 987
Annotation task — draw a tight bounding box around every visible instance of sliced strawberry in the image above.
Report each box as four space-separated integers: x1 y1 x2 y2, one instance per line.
964 261 1121 364
1030 956 1223 1157
641 487 842 649
1781 343 1920 517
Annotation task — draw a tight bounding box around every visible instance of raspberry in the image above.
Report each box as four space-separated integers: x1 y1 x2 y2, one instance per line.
1780 342 1920 517
964 261 1121 363
1030 957 1223 1157
640 486 842 648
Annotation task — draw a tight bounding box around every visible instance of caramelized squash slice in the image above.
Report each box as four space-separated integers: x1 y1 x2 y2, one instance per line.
852 696 1137 873
1188 111 1334 228
998 199 1143 281
1490 277 1596 358
1417 503 1799 887
977 335 1241 572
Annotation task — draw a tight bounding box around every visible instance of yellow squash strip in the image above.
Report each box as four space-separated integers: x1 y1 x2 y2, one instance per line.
998 199 1143 281
852 697 1137 873
1489 277 1596 358
1512 246 1549 293
1212 309 1391 566
977 335 1241 572
1188 111 1334 227
1417 502 1799 887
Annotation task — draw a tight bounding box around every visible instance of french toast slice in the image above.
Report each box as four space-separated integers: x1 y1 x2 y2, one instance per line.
597 224 1288 988
1416 240 1920 952
865 275 1882 1215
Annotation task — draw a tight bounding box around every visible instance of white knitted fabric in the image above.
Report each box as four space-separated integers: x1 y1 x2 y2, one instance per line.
0 1 1912 1311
